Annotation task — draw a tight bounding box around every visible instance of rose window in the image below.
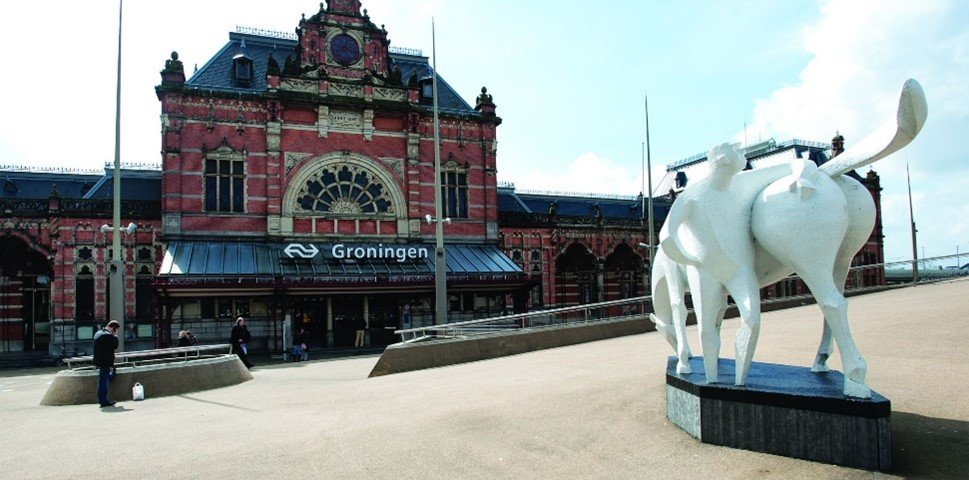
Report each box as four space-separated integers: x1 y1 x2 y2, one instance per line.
296 164 393 215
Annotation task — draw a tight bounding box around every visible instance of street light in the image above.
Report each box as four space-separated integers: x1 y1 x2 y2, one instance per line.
425 214 451 225
430 19 447 325
102 222 136 350
101 223 137 235
110 0 125 348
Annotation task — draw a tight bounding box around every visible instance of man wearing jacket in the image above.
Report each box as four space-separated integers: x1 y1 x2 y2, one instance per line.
93 321 120 407
230 317 254 369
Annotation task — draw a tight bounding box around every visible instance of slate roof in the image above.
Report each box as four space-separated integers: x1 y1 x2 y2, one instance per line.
389 53 475 114
186 32 475 114
0 168 161 201
497 187 671 222
187 33 289 93
654 139 840 196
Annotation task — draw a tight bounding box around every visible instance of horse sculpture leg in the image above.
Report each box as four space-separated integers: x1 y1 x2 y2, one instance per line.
812 258 849 372
649 275 679 351
798 268 870 398
650 252 692 373
687 268 724 383
668 282 693 374
725 268 762 386
811 323 834 372
811 175 877 375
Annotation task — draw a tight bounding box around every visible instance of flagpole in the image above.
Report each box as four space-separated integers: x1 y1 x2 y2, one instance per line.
645 93 655 268
431 19 447 324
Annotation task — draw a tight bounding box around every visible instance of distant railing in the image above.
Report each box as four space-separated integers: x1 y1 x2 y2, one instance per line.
395 296 651 344
63 344 233 369
102 161 161 171
235 26 298 41
0 198 161 219
497 211 650 229
396 255 965 344
389 46 423 56
0 164 103 174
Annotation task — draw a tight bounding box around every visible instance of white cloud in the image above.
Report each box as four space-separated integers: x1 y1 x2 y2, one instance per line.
741 0 969 261
510 152 646 197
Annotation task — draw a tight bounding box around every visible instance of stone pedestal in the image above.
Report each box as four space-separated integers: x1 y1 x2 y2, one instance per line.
666 357 891 471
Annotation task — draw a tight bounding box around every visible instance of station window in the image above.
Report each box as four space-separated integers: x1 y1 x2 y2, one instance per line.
205 158 245 212
200 298 251 320
440 171 468 218
530 249 542 264
135 271 153 321
75 266 95 322
296 165 392 215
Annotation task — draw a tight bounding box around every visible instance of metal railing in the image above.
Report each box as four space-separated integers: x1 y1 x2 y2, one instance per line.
63 344 233 369
396 297 651 344
395 255 965 344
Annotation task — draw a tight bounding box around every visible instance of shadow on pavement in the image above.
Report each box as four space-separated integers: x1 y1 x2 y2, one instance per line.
892 411 969 479
100 405 133 413
176 394 261 412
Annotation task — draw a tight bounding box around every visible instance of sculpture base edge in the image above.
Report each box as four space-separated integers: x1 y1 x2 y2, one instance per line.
665 356 891 471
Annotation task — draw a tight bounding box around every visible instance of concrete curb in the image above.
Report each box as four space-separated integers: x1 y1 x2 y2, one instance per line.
368 315 654 377
40 354 253 406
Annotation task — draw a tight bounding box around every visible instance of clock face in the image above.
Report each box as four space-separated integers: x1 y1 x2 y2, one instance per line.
330 34 360 66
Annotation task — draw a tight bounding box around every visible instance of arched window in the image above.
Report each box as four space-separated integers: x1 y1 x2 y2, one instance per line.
135 265 153 321
75 266 94 322
295 164 393 215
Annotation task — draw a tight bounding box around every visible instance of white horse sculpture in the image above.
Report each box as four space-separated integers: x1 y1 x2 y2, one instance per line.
651 79 927 398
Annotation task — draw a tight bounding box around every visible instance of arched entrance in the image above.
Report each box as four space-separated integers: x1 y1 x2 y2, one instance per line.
0 236 53 352
603 243 644 301
554 242 598 306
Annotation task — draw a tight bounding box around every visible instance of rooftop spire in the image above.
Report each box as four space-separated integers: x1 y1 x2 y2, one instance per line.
326 0 362 16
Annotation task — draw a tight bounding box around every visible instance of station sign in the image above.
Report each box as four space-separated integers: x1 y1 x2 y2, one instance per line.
282 243 430 263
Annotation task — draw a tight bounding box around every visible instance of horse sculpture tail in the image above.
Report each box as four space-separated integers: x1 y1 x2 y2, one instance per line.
818 79 927 177
650 313 677 350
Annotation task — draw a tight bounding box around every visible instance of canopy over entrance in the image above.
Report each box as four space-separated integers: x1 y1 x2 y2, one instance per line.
155 241 529 294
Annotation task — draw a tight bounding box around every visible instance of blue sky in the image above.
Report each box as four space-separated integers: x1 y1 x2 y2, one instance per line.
0 0 966 263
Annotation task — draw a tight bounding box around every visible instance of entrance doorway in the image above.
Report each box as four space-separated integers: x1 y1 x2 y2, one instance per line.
291 297 327 348
368 297 400 347
0 236 52 352
331 296 362 347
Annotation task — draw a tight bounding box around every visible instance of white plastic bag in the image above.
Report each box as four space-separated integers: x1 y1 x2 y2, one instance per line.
132 382 145 401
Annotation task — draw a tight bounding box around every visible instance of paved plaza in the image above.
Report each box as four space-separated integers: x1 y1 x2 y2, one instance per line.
1 279 967 479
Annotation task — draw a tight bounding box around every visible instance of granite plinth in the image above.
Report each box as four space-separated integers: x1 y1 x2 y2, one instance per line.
666 356 891 471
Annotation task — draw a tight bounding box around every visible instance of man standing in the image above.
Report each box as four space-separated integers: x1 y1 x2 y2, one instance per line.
93 320 120 407
231 317 254 369
353 316 366 348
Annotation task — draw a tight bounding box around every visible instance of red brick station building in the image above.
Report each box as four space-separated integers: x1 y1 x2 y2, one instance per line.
0 1 884 355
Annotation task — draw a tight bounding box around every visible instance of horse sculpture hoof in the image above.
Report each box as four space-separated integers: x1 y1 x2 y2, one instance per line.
810 363 830 373
676 362 692 374
843 378 872 399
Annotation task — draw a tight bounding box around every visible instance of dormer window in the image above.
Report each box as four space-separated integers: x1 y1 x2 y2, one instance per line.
675 171 688 189
232 53 253 86
419 77 434 104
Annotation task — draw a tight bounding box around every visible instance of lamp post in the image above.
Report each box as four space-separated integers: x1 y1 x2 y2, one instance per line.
104 223 136 349
431 19 447 325
110 0 125 350
906 162 919 285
